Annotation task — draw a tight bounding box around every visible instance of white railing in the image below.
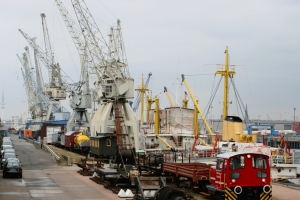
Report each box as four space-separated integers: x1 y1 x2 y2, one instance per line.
25 138 60 162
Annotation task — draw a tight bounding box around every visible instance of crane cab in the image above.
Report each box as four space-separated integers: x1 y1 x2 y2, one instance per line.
100 78 134 99
207 152 272 200
47 87 66 100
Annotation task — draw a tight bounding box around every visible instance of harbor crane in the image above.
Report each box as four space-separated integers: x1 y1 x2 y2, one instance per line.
18 29 62 121
69 0 139 150
17 44 58 124
17 49 41 120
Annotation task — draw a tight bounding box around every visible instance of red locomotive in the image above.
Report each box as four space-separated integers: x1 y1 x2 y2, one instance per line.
207 152 272 199
163 152 272 200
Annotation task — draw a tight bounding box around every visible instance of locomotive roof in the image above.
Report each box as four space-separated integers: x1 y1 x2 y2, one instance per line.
91 133 116 138
216 152 268 159
65 131 78 136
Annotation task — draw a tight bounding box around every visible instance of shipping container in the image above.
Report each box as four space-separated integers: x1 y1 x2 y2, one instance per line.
24 129 32 138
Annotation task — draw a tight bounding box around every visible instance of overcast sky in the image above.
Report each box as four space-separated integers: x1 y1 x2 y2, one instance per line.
1 0 300 122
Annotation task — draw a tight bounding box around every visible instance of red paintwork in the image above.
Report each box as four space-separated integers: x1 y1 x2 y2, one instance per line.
64 131 80 149
210 153 271 191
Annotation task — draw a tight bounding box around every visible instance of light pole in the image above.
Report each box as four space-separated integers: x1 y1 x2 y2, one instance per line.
294 108 296 131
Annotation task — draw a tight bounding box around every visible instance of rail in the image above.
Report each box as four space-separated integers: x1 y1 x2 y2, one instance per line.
25 138 60 162
163 149 220 163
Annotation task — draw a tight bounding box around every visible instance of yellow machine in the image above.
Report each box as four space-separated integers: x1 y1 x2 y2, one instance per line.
74 133 90 146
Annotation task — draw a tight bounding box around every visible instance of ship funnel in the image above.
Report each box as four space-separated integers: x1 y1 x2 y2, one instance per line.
222 116 243 141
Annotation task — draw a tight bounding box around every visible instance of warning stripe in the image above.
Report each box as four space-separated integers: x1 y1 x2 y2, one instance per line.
225 187 237 200
260 191 272 200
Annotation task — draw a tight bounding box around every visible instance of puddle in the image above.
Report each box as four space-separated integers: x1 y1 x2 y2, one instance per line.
23 178 59 187
0 192 30 196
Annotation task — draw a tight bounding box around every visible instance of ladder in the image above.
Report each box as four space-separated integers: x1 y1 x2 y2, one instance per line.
114 100 136 177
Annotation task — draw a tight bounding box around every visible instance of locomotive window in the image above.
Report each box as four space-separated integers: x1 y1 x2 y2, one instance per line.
257 171 267 178
106 139 111 146
216 159 223 171
230 156 245 170
230 172 240 179
252 156 267 169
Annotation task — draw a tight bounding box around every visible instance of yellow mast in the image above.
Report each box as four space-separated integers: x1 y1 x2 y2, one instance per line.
182 91 188 108
154 97 160 134
146 96 154 124
215 46 235 120
193 99 199 136
135 74 149 126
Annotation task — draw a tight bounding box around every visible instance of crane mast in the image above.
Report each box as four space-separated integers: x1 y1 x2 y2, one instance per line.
133 73 152 127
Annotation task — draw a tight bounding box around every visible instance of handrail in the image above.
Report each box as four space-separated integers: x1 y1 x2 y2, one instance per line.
25 138 60 162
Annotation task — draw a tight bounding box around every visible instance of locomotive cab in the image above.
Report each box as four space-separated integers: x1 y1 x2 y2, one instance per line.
207 152 272 200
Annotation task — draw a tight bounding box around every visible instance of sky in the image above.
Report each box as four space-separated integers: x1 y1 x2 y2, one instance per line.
1 0 300 122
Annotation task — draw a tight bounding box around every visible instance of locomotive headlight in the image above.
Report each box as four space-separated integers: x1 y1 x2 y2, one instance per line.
247 154 251 158
234 186 242 194
262 178 266 183
232 179 236 183
263 185 271 193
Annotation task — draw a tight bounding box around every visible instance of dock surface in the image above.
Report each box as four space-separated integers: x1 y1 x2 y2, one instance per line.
1 133 299 199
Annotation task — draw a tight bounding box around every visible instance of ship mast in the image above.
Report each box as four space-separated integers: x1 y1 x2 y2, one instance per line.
215 46 235 120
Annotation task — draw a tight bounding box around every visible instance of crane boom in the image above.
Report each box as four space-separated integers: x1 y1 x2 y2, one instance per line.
54 0 85 54
164 86 174 107
18 28 66 101
41 13 54 70
181 74 213 135
71 0 133 101
71 0 106 80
